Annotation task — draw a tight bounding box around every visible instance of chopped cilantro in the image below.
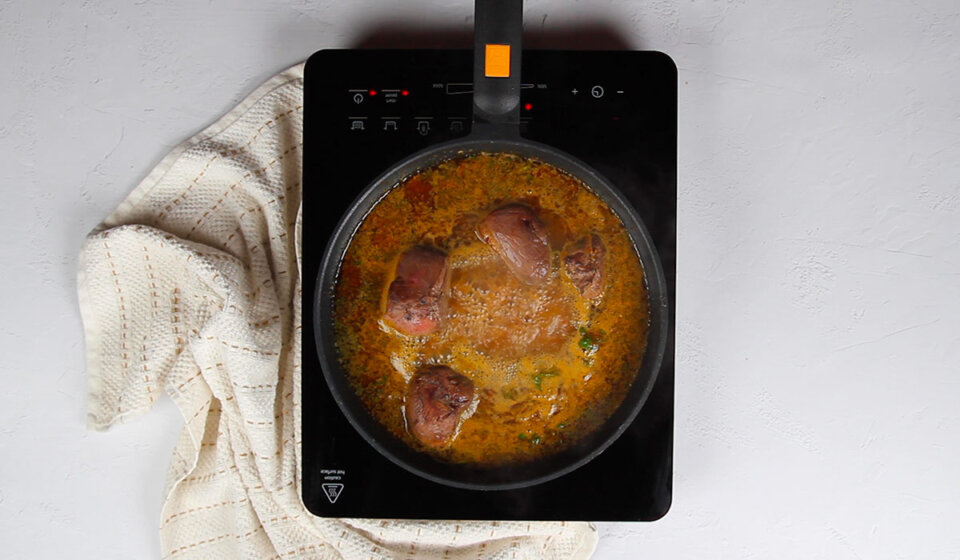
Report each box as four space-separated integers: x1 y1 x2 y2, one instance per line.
519 433 542 445
578 326 602 355
532 369 559 391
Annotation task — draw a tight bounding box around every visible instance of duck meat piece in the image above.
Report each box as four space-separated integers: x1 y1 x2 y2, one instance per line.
564 234 606 299
384 246 450 335
405 366 475 447
476 203 550 284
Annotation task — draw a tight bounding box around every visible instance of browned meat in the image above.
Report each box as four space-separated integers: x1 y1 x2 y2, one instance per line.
383 246 450 335
476 203 551 284
563 234 606 299
405 366 475 447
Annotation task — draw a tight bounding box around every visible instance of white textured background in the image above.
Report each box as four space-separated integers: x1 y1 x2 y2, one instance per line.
2 0 959 558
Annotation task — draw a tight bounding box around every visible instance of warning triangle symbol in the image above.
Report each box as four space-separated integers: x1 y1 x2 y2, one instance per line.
322 483 344 504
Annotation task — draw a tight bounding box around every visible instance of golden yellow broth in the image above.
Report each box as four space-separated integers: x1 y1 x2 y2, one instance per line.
333 153 649 466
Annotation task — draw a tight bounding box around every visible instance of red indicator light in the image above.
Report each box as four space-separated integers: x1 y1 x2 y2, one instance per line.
369 89 378 96
402 90 410 96
524 103 533 111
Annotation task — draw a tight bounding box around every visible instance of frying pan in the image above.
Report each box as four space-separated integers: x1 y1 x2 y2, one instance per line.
314 0 669 490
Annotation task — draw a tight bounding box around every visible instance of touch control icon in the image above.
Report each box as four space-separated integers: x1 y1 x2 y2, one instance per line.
591 85 604 98
353 93 364 104
417 121 431 135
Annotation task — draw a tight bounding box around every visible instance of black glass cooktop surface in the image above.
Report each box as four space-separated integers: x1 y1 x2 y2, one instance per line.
301 49 675 521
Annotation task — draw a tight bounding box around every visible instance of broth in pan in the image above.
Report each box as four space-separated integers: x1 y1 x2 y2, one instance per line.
333 153 649 466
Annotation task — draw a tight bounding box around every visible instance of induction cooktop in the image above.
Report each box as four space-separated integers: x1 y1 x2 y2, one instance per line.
301 49 676 521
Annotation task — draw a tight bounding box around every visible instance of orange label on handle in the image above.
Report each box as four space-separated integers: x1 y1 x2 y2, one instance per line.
484 44 511 78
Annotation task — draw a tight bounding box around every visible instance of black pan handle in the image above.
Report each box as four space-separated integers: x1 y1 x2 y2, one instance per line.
472 0 523 135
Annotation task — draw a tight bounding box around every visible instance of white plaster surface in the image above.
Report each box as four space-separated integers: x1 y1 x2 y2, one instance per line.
2 0 960 557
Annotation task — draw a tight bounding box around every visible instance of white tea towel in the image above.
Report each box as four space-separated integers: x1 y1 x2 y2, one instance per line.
77 63 599 560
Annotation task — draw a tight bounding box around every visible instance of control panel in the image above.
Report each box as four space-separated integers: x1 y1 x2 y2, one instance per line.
310 50 665 158
340 80 628 137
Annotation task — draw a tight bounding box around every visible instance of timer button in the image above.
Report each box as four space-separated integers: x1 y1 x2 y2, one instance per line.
591 85 604 98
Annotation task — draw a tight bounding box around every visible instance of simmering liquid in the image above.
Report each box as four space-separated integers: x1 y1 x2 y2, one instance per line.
333 153 649 466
